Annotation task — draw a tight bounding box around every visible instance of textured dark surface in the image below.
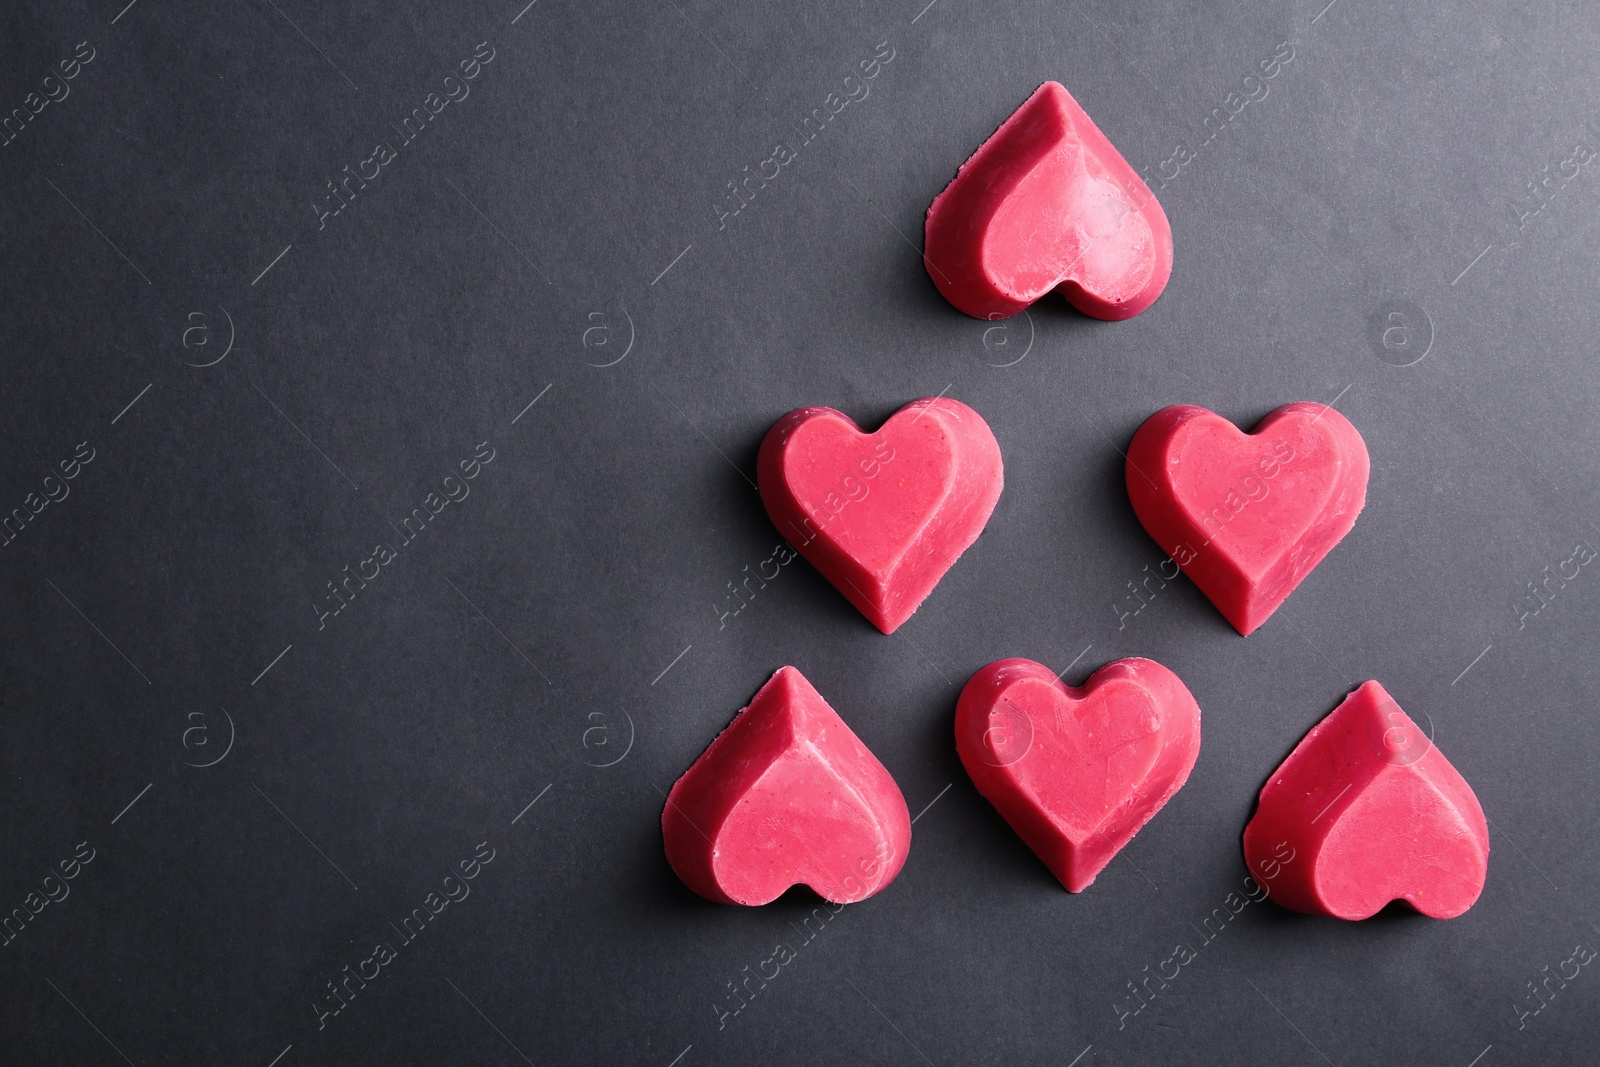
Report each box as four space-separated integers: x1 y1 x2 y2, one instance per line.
2 1 1598 1064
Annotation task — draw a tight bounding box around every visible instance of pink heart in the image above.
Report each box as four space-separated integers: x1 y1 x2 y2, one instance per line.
758 397 1003 634
956 657 1201 892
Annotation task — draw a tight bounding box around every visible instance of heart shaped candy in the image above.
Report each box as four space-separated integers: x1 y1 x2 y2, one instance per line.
1126 402 1370 636
758 397 1003 634
924 81 1173 321
955 657 1201 892
663 666 911 906
1242 681 1489 920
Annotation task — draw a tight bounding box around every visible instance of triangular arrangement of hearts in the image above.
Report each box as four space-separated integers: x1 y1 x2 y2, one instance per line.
654 82 1499 935
955 657 1201 892
1126 402 1370 635
1242 681 1489 920
758 397 1003 634
924 80 1173 321
662 666 911 905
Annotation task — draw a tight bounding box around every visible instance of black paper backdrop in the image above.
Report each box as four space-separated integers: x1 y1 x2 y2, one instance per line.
2 0 1598 1064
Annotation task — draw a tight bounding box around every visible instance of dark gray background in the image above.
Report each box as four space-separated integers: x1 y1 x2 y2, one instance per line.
2 0 1597 1063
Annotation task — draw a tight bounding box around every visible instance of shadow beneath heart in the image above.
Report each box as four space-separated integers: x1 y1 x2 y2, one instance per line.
921 687 1071 895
